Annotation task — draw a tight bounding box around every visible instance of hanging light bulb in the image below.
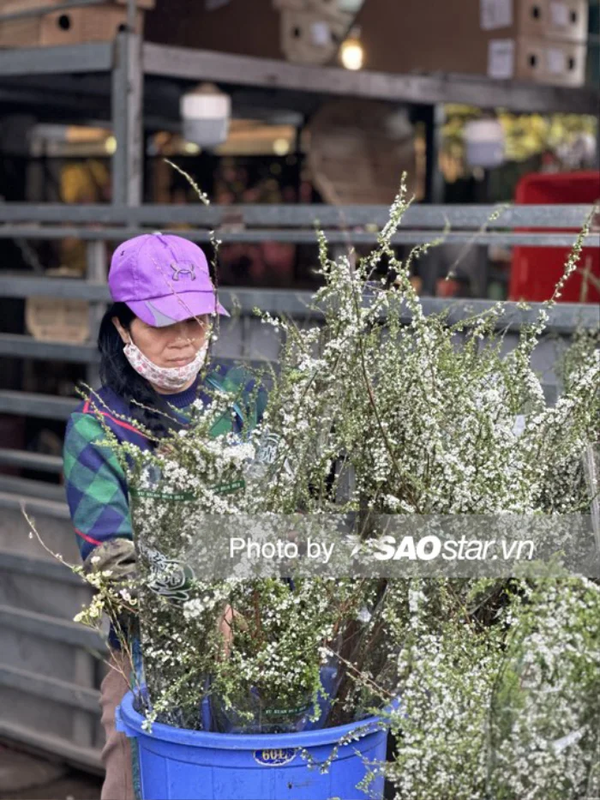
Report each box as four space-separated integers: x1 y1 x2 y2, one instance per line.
180 83 231 148
340 26 364 71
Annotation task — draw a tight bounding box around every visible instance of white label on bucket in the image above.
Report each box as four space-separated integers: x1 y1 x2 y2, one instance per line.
253 748 298 767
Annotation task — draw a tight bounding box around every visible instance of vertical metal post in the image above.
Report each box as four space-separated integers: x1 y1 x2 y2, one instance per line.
71 648 95 749
86 239 107 388
126 0 136 35
420 103 446 295
112 30 143 206
423 103 445 205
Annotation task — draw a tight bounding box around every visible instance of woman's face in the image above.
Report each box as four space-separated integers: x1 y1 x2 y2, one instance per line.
114 314 210 369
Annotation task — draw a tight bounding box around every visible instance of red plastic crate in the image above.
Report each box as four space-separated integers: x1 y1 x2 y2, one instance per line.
509 171 600 304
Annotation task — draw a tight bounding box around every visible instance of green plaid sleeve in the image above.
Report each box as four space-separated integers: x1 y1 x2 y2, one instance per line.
63 413 132 562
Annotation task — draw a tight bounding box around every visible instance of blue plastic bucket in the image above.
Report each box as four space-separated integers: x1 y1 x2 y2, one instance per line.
117 691 393 800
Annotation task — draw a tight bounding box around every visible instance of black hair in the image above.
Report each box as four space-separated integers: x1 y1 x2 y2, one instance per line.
97 302 189 442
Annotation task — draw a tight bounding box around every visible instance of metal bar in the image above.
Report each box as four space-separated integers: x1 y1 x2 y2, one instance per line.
0 203 593 228
0 390 78 419
126 0 136 33
0 448 63 474
422 104 445 205
0 0 104 22
143 43 598 115
0 604 105 650
86 240 107 388
0 42 112 77
72 649 96 747
112 32 143 206
0 227 596 247
0 720 102 772
0 664 99 714
0 280 597 331
0 277 110 301
0 550 84 585
0 489 70 519
0 475 66 503
0 334 99 363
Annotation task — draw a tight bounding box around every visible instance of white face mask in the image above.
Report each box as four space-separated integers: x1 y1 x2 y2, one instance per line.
123 340 209 392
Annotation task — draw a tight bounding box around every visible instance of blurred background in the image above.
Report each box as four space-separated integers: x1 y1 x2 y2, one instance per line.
0 0 598 796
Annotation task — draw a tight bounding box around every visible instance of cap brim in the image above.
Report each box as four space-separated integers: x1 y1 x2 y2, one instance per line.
126 291 230 327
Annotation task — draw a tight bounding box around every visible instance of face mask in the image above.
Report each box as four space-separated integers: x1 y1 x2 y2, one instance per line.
124 339 209 392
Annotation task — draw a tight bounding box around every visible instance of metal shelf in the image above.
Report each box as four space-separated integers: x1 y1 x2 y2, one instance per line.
0 390 79 420
0 41 112 77
0 202 593 227
143 42 599 115
1 226 596 247
0 334 99 363
0 488 71 518
0 603 103 651
0 37 596 114
1 280 598 331
0 548 82 584
0 663 100 714
0 448 63 473
0 474 66 503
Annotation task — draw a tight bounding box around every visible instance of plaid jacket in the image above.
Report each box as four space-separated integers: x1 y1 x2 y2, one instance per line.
63 363 266 563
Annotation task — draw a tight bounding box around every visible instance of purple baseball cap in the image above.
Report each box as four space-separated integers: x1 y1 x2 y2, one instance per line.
108 233 229 327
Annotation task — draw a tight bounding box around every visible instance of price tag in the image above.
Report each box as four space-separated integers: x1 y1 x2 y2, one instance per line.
480 0 513 30
488 39 515 79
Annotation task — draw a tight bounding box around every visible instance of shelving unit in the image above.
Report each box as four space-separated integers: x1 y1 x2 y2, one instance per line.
0 17 598 772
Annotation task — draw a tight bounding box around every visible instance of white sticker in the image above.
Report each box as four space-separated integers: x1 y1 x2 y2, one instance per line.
488 39 515 79
547 47 567 74
311 21 331 46
550 1 569 28
480 0 513 30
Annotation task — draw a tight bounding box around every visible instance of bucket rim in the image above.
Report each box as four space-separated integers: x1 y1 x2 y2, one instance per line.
118 691 400 749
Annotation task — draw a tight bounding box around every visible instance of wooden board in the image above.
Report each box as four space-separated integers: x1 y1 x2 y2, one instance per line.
0 0 154 13
0 3 143 47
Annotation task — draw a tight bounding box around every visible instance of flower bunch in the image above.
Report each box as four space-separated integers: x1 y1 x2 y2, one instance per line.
64 176 599 795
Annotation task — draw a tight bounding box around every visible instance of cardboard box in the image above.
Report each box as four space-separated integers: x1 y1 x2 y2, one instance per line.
514 35 586 84
280 6 351 64
528 0 588 42
0 0 154 12
0 3 144 47
351 0 588 84
274 0 354 24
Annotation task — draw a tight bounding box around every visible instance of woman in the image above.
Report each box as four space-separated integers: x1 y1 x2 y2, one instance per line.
63 233 264 800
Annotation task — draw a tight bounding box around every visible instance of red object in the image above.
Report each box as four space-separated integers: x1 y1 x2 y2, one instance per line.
509 171 600 304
